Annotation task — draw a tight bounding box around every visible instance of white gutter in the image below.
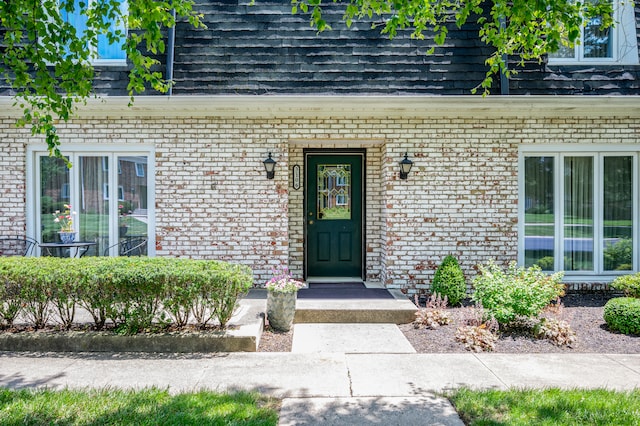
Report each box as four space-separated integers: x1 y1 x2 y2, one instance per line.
0 95 639 119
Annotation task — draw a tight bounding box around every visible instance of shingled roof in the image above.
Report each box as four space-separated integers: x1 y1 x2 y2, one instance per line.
164 0 494 96
5 1 640 97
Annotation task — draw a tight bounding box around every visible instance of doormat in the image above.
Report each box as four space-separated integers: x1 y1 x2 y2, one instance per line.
308 282 365 289
299 283 393 299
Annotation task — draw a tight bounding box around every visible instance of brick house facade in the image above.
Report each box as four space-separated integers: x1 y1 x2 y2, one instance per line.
1 2 639 293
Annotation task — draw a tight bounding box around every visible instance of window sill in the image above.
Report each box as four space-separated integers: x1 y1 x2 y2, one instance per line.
561 274 630 284
92 60 128 67
547 60 639 66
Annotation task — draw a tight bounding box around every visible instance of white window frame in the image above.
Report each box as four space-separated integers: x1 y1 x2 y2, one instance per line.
548 1 639 65
135 162 145 177
26 144 155 256
518 145 639 281
335 193 347 206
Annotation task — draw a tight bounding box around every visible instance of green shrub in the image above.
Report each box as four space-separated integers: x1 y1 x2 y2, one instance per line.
604 297 640 335
161 259 199 327
16 258 55 329
431 255 467 306
106 257 167 334
0 257 253 333
611 274 640 298
49 259 82 330
209 262 253 328
471 260 565 326
0 257 24 326
76 257 119 330
188 260 253 328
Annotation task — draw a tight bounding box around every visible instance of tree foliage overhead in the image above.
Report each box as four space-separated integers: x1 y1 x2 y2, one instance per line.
0 0 204 161
292 0 615 92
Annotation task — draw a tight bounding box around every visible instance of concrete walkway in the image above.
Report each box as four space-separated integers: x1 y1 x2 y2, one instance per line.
1 350 639 425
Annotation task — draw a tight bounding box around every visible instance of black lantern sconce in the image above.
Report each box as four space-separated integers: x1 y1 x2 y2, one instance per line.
399 152 413 180
263 153 277 179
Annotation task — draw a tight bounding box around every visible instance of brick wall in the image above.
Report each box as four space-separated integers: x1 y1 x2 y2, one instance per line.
0 119 27 235
1 110 638 292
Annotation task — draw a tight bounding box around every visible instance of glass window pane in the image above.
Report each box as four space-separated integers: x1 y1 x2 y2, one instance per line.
317 164 351 220
564 157 594 271
97 35 126 60
524 157 555 270
97 0 127 60
40 156 70 243
118 156 148 255
603 156 633 271
61 0 126 60
97 12 126 60
60 0 88 35
549 44 577 60
584 15 613 58
79 156 110 256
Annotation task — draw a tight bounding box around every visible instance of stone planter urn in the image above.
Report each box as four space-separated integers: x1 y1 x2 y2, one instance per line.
58 232 76 244
266 291 297 332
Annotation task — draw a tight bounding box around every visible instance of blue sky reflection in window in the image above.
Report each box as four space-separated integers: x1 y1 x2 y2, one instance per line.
60 0 126 61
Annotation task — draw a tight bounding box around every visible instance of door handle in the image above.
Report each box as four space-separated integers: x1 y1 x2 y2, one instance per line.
309 220 314 225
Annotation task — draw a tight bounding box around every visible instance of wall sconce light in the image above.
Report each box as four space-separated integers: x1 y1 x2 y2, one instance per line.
263 152 276 179
399 152 413 180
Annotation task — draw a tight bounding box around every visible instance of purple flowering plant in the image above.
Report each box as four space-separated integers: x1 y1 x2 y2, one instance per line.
265 266 305 293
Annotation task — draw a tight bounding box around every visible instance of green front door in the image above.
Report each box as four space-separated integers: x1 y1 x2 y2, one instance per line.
306 152 364 278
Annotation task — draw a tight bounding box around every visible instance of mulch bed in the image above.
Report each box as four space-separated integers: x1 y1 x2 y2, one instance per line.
258 293 640 353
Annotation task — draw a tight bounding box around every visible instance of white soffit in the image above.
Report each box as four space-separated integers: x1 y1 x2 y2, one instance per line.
1 95 639 119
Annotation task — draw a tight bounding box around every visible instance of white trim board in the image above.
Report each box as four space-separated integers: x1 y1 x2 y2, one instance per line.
1 96 639 119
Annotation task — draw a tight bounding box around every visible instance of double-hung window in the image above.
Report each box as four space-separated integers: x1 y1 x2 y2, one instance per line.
519 147 637 277
548 0 639 64
27 146 154 257
60 0 127 63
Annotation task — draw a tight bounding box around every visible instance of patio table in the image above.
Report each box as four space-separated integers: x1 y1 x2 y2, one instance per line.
39 241 96 258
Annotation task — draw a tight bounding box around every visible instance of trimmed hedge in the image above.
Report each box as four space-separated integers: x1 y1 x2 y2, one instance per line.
604 297 640 335
0 257 253 334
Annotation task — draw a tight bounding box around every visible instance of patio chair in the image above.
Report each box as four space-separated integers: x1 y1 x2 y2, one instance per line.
103 237 148 257
0 236 38 256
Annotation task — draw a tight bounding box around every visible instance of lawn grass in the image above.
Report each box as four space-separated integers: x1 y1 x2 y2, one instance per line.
42 213 147 239
0 388 278 425
449 388 640 426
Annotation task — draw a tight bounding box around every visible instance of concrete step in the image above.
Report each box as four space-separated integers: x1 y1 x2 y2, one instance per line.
294 287 418 324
